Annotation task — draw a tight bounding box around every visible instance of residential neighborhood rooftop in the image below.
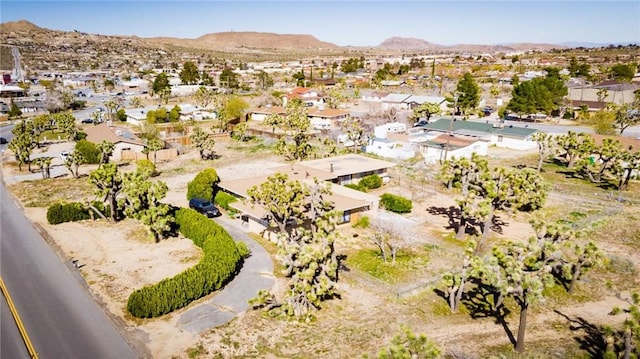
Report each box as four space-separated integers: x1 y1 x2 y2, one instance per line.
84 123 145 146
421 118 538 139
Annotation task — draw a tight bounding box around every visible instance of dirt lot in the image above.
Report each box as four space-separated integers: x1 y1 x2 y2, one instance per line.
3 138 640 358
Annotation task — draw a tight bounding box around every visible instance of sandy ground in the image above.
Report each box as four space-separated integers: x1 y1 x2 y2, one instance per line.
3 139 639 358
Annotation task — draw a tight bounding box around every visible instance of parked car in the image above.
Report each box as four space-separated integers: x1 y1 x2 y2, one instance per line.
81 118 93 124
188 198 220 218
60 151 70 161
482 107 495 117
413 119 429 127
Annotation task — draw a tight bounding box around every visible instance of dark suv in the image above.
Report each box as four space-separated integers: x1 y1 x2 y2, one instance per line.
188 198 220 218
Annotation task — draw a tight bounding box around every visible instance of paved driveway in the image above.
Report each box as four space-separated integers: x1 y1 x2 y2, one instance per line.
177 215 275 333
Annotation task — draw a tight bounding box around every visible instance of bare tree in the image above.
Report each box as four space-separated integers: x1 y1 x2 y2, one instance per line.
369 219 407 263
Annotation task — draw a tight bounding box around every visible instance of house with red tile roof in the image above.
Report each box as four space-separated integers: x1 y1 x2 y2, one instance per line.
282 87 325 107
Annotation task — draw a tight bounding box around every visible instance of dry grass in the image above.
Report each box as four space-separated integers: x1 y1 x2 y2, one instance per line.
8 176 94 207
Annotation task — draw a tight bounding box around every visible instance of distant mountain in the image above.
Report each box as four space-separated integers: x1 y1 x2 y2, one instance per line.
560 41 639 48
9 19 632 56
377 37 443 51
147 31 340 52
0 20 43 33
376 37 564 53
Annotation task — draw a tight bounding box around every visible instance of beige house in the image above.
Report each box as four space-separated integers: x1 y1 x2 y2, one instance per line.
84 123 146 161
218 154 396 234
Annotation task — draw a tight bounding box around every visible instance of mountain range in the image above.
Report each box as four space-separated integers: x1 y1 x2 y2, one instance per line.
1 19 630 55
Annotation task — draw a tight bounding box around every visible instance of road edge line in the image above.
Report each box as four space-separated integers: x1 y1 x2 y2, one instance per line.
0 276 39 358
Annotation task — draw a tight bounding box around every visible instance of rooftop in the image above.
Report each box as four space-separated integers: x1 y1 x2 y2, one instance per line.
421 118 538 139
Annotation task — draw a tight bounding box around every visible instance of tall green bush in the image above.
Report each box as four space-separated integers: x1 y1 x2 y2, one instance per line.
186 168 220 202
359 174 382 189
126 208 243 318
345 183 368 192
47 202 90 224
75 139 100 164
380 193 412 213
214 191 237 211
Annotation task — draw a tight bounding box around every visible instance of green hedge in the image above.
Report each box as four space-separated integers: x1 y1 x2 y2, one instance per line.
380 193 412 214
359 174 382 189
47 202 90 224
214 191 237 211
186 168 220 202
126 208 243 318
75 139 100 164
345 183 368 192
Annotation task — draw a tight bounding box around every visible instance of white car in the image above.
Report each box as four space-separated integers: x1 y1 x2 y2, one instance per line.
60 151 70 161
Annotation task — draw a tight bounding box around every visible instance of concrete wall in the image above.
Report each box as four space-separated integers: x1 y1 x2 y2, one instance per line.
421 141 489 164
120 147 178 161
490 135 537 150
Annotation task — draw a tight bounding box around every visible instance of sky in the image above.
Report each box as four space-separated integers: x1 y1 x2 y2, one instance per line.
2 1 639 46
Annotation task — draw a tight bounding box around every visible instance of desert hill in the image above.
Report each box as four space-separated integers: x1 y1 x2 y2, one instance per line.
0 20 43 33
1 19 566 58
375 36 564 52
377 37 444 51
146 31 340 52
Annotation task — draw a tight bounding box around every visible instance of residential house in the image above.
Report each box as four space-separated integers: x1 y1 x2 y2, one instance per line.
380 93 411 111
360 90 389 103
310 78 337 89
84 123 147 161
568 79 639 106
365 122 416 160
418 134 489 164
374 122 406 139
366 137 416 160
123 106 160 126
282 87 325 107
307 107 349 130
218 154 396 233
570 100 608 113
121 78 149 89
403 95 448 113
420 118 539 150
0 84 26 98
14 100 45 113
248 106 287 122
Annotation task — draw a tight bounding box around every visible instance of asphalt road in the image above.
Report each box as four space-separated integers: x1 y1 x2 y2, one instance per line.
1 294 30 359
0 182 137 358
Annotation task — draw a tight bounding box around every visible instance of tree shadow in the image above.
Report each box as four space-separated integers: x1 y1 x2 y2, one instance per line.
550 265 571 292
462 279 516 346
426 205 459 231
554 310 608 358
489 214 508 235
426 206 480 236
596 181 619 191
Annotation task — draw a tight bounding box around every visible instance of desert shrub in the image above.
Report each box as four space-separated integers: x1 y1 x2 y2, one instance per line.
116 108 127 122
136 159 157 177
47 202 90 224
186 168 220 202
235 241 251 259
214 191 237 211
345 183 368 192
352 215 370 229
75 139 100 164
380 193 412 213
126 208 243 318
359 174 382 189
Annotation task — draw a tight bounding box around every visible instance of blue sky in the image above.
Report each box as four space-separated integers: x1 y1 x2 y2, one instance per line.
2 1 639 46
